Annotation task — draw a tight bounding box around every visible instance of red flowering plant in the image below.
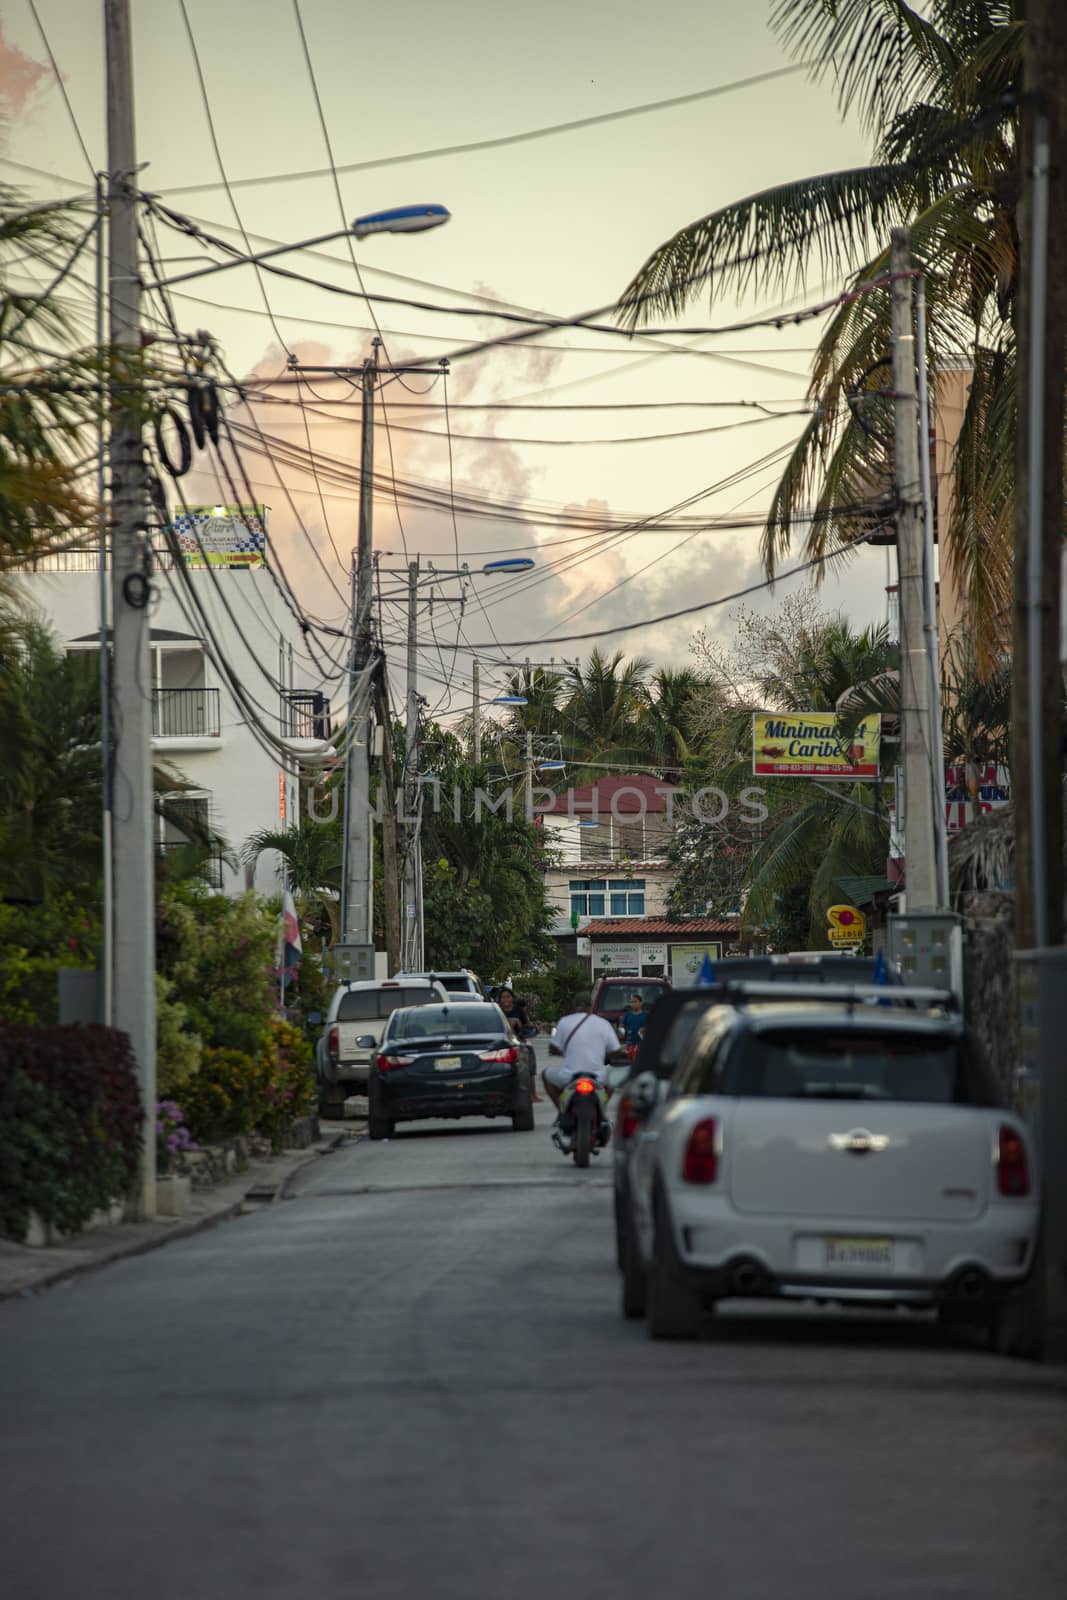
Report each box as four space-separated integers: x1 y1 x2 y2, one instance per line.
256 1019 314 1153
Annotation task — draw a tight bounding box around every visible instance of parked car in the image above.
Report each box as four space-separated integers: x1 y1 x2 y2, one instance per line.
609 956 904 1262
617 983 1043 1357
368 1001 535 1139
392 969 485 998
316 978 447 1117
591 976 671 1030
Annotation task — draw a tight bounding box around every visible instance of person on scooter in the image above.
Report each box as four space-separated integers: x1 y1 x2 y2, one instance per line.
499 986 542 1100
544 992 621 1143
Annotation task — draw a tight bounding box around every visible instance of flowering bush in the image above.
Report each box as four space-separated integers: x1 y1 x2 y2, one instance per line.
156 1099 198 1175
257 1019 315 1152
179 1048 266 1144
0 898 101 1025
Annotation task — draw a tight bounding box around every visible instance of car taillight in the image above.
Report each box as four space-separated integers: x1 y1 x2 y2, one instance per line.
996 1124 1030 1196
574 1077 596 1095
682 1117 719 1185
377 1053 414 1073
327 1025 339 1059
619 1095 639 1141
478 1047 517 1064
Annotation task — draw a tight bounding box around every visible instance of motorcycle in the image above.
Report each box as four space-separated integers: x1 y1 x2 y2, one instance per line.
548 1042 629 1168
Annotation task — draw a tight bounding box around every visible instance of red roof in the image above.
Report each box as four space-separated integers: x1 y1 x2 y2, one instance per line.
582 918 739 937
543 774 678 817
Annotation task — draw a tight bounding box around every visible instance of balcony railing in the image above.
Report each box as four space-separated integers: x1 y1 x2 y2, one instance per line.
285 690 331 740
152 687 221 739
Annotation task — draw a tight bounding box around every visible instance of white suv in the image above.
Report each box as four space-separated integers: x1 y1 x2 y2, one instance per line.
316 977 446 1117
391 969 484 998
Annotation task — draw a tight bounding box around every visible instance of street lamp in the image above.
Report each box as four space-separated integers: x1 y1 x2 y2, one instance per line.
492 694 528 706
482 558 535 574
352 204 450 238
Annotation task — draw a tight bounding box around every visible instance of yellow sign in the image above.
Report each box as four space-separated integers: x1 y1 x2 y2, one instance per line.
752 712 881 779
827 904 866 944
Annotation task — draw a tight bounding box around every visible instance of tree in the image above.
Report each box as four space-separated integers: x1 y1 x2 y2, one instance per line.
618 1 1026 654
242 818 343 944
560 648 651 769
636 667 707 776
678 601 895 946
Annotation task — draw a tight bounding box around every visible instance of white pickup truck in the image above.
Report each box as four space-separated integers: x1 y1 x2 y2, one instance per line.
316 978 446 1117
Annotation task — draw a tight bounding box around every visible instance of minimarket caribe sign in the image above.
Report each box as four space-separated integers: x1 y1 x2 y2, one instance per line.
752 712 881 780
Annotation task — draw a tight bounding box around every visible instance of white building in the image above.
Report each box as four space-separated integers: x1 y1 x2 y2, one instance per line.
17 516 335 897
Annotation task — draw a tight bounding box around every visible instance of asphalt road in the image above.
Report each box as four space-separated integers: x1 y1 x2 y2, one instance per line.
1 1050 1065 1600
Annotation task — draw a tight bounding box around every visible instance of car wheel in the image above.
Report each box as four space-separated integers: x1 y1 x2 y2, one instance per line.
986 1270 1046 1361
647 1195 702 1341
367 1077 394 1142
511 1065 535 1132
318 1084 347 1119
620 1214 647 1320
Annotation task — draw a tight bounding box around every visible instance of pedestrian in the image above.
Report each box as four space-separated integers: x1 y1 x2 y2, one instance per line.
620 992 649 1052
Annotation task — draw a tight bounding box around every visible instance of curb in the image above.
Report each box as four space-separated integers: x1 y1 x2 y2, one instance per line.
0 1131 348 1304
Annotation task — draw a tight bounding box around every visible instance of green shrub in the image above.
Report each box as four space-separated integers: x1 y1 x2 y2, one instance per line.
179 1047 266 1144
0 898 101 1025
256 1018 315 1152
0 1024 142 1241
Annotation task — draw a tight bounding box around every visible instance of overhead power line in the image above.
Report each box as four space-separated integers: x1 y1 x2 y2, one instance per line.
157 62 812 196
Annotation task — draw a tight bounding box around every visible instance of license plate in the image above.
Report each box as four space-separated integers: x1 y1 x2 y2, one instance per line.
434 1056 462 1071
825 1236 894 1269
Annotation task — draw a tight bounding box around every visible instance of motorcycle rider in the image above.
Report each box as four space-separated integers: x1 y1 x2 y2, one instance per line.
499 986 542 1101
544 992 621 1145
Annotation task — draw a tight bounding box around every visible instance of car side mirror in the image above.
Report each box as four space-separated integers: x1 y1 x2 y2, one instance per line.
630 1071 660 1115
605 1062 631 1092
355 1035 376 1049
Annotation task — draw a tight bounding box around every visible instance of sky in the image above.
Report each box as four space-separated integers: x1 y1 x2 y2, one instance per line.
0 0 894 726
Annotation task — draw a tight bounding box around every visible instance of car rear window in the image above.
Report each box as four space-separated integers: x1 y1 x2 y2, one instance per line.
337 987 436 1021
437 975 474 992
389 1005 501 1040
596 982 666 1012
723 1029 964 1103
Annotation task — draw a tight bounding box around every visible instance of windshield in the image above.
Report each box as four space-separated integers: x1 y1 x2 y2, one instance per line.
596 982 664 1012
388 1005 503 1041
438 975 475 993
337 987 435 1021
726 1029 961 1103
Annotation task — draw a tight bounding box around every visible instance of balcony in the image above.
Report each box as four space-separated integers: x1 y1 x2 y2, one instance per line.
285 690 332 740
152 687 221 741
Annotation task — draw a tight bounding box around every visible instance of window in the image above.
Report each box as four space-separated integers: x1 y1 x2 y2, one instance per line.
608 878 645 915
723 1029 963 1103
570 879 606 918
388 1005 502 1040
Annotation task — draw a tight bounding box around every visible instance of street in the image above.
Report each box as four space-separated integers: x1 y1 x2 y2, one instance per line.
1 1051 1065 1600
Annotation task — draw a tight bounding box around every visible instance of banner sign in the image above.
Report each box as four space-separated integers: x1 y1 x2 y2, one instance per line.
944 764 1010 833
171 505 267 567
752 712 881 780
669 942 724 986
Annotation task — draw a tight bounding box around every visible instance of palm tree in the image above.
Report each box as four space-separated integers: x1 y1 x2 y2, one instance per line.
617 1 1024 655
1 189 106 591
561 648 651 770
242 819 343 943
636 667 706 776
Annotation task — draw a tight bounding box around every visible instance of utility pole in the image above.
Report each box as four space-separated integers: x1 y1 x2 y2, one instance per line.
472 657 481 764
525 729 534 811
105 0 156 1216
403 558 423 969
375 668 402 976
1012 0 1067 953
340 348 377 949
890 227 938 914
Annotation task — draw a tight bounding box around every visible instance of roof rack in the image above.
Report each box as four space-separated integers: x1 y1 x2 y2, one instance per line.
709 980 959 1012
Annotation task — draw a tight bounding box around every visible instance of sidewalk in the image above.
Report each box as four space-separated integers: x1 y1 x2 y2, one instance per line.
0 1129 353 1302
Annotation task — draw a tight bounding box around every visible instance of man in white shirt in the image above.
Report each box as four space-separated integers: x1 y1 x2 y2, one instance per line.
543 996 622 1110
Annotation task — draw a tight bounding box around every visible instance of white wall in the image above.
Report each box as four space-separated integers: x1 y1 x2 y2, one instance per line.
18 563 331 899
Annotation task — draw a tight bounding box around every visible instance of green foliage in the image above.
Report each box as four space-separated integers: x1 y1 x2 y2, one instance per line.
156 880 275 1056
0 895 100 1024
178 1022 314 1153
0 1024 142 1242
510 963 590 1023
155 972 202 1094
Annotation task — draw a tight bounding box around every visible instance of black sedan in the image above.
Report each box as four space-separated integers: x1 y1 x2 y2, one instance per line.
367 1002 536 1139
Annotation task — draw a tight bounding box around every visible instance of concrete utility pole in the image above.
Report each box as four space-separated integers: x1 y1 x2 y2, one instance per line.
341 349 378 948
471 657 481 763
890 228 938 915
375 668 402 976
403 558 423 969
1012 0 1067 953
105 0 156 1216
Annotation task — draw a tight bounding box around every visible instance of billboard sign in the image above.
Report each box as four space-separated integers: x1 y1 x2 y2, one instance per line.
669 942 723 986
753 712 881 780
944 763 1010 833
171 504 267 567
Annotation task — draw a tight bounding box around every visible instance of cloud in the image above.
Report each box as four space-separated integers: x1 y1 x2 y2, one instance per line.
0 23 51 117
